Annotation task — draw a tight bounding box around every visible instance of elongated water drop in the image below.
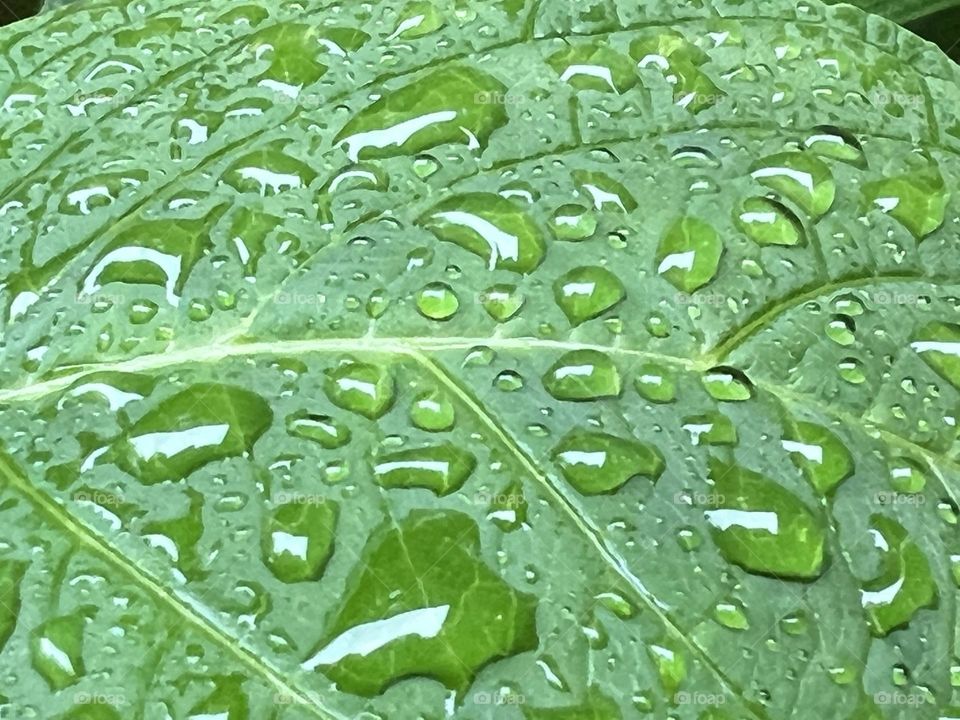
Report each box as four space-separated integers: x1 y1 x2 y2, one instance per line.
861 515 937 636
552 431 664 494
702 367 753 401
286 412 351 449
374 444 476 495
735 197 805 246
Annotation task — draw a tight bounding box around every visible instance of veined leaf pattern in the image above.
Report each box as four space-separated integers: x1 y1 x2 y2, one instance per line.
0 0 959 718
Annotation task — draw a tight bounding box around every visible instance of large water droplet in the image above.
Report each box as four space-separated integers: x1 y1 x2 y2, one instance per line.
31 614 85 690
702 367 753 401
549 203 597 241
481 283 524 321
553 266 625 326
262 500 338 583
410 390 456 432
416 282 459 320
860 515 938 636
634 363 677 404
286 412 352 449
542 350 622 400
750 152 835 219
547 45 638 93
303 511 537 695
420 193 546 273
735 197 805 246
782 421 854 494
655 217 723 293
374 444 476 495
325 361 395 419
705 460 826 580
862 167 947 240
552 431 664 494
334 67 508 161
96 384 272 485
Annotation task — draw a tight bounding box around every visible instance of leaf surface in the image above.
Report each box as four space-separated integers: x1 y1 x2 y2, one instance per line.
0 0 960 718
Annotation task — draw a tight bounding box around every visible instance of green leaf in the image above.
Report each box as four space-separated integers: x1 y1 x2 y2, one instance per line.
1 0 960 717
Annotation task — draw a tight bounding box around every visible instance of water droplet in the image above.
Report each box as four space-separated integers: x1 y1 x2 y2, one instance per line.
494 370 524 392
838 357 866 384
128 299 159 324
552 431 664 494
682 412 737 446
263 500 338 583
481 284 524 321
543 350 622 400
334 67 508 161
713 599 750 630
911 322 960 388
374 444 476 495
750 152 835 219
553 266 625 325
96 384 272 485
325 361 395 419
410 391 455 432
547 45 638 93
656 217 723 292
702 367 753 401
735 197 805 246
419 193 546 273
780 610 808 636
861 515 937 636
705 460 826 580
825 315 856 346
31 614 85 690
416 282 459 320
634 363 677 404
782 421 854 494
862 167 947 240
485 480 528 531
550 203 597 241
647 638 686 696
286 412 352 449
888 457 927 494
389 1 444 39
304 511 537 695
